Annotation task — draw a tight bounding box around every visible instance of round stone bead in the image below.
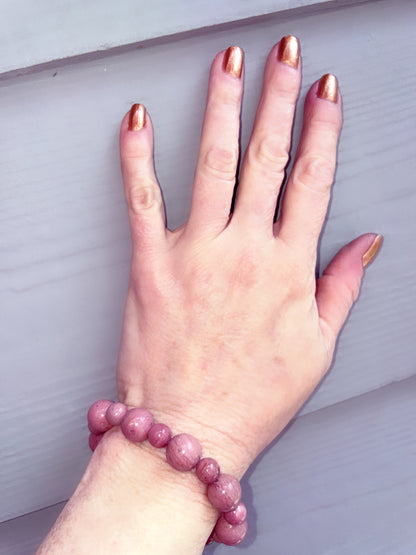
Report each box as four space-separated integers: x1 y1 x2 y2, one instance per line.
148 423 172 448
87 399 113 434
88 432 103 451
196 457 220 484
106 402 127 426
166 433 202 471
207 473 242 512
223 501 247 525
214 515 248 546
121 408 154 442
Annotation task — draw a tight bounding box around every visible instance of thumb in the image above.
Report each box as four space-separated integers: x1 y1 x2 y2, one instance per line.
316 233 383 350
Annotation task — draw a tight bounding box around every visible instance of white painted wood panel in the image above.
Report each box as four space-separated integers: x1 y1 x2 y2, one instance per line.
1 0 415 524
0 0 352 76
2 376 415 554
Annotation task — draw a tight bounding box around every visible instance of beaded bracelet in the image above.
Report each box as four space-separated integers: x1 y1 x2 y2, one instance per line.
87 399 247 546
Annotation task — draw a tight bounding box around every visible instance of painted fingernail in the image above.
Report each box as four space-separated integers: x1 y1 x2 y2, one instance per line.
277 35 300 69
362 234 383 268
128 103 146 131
223 46 243 78
317 74 338 103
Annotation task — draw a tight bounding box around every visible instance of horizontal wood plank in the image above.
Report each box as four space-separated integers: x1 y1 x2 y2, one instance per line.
1 0 415 522
2 376 415 553
0 0 335 75
234 376 416 555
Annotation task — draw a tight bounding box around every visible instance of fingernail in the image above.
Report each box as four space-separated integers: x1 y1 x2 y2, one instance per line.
362 234 383 268
223 46 244 78
128 103 146 131
277 35 300 69
317 74 338 103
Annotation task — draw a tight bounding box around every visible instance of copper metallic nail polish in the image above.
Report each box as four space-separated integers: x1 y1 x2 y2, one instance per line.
277 35 300 69
317 74 338 103
223 46 243 78
362 235 383 268
129 103 146 131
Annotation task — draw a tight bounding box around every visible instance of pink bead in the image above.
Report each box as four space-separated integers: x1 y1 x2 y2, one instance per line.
196 457 220 484
106 402 127 426
214 515 248 546
207 473 242 511
87 399 113 434
166 433 202 471
88 432 103 451
223 501 247 525
121 408 154 442
148 423 172 448
211 529 220 543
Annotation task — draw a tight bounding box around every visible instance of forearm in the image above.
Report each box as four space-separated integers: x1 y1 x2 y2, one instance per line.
37 427 217 555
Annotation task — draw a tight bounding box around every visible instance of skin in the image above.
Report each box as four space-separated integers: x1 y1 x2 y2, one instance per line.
37 40 379 554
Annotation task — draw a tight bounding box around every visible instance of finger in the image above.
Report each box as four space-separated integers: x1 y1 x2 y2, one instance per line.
186 46 244 237
277 74 342 257
120 104 167 255
233 36 301 234
316 233 383 354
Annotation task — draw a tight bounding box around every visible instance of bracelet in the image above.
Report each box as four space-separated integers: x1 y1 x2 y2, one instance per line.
87 399 248 546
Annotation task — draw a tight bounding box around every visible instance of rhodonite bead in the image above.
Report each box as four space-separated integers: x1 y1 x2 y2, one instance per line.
148 423 172 448
88 432 103 451
207 473 242 512
166 433 202 471
196 457 220 484
223 501 247 525
121 408 154 442
87 399 113 434
214 515 248 546
106 402 127 426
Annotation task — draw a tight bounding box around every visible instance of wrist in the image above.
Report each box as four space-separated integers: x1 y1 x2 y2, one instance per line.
119 389 253 479
91 426 218 552
98 425 216 508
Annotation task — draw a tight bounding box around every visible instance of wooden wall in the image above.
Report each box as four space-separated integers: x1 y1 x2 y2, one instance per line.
1 0 415 552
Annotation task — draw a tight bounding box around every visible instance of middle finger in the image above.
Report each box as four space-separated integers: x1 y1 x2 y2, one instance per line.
233 36 301 235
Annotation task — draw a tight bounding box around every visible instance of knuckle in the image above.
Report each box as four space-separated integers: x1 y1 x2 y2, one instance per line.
130 268 167 306
338 279 357 311
202 146 238 182
208 87 240 110
348 276 361 305
307 117 342 139
293 155 335 194
122 142 152 164
248 138 288 180
128 183 159 213
287 270 314 300
324 270 360 309
267 82 297 106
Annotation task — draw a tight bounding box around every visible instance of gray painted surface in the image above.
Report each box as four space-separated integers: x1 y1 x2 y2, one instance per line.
1 0 415 551
0 0 333 75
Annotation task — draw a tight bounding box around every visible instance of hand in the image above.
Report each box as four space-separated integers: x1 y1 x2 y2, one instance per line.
37 38 383 555
116 38 381 477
